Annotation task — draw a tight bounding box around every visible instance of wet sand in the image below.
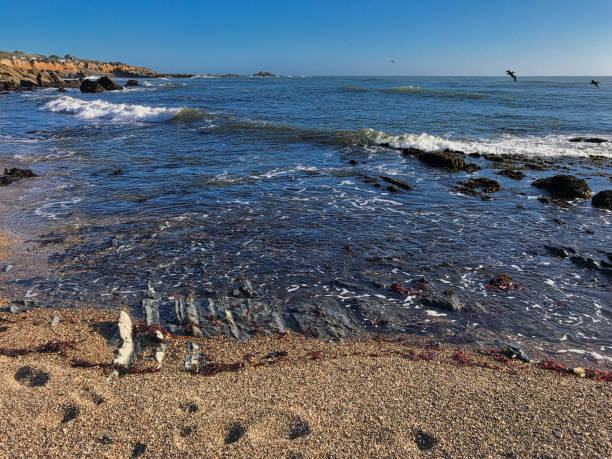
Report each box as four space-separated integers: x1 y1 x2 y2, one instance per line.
0 307 610 458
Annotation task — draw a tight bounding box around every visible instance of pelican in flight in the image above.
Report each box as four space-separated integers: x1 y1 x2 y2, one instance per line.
389 60 396 64
506 70 517 82
590 80 600 88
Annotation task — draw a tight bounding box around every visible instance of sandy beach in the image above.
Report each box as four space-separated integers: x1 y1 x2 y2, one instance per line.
0 306 610 458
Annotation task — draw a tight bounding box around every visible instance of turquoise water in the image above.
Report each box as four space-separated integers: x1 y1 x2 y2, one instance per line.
0 76 611 361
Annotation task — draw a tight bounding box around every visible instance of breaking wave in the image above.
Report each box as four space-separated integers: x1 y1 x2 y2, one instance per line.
40 96 203 123
363 129 612 158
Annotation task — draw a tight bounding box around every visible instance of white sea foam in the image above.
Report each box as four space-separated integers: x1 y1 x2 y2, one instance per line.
41 96 180 122
364 129 612 159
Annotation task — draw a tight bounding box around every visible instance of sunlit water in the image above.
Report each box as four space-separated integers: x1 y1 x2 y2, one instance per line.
1 76 610 362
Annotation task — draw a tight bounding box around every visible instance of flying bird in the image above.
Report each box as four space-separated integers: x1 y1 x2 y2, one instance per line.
506 70 517 82
389 60 396 64
590 80 600 88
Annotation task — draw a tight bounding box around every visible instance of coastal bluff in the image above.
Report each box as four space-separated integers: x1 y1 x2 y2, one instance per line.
0 50 190 91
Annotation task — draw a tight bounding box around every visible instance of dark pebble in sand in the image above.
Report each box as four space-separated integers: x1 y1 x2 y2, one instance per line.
30 372 49 387
181 426 195 437
0 326 8 332
99 435 114 445
414 430 438 451
225 423 246 444
187 402 198 413
14 366 33 383
132 442 147 458
61 406 79 423
288 419 310 440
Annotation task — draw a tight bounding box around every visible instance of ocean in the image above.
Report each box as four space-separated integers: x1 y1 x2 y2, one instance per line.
1 75 611 364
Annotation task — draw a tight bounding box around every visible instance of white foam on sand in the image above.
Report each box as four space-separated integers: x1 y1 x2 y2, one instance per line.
41 96 180 122
364 129 612 159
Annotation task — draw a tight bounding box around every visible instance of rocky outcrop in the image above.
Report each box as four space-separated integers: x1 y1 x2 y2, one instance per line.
592 190 612 210
80 76 122 93
0 64 67 91
0 168 37 186
125 79 139 86
532 175 592 200
0 51 159 79
417 151 480 172
252 71 276 77
97 76 123 90
1 51 163 92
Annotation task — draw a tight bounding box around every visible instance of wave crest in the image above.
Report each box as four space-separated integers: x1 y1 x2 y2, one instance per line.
41 96 184 123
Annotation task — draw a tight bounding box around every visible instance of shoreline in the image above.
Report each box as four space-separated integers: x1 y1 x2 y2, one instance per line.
0 306 610 457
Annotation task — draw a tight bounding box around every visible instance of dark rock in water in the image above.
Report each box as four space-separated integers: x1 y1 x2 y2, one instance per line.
19 79 37 90
348 159 358 165
496 168 525 180
488 273 513 289
468 152 481 158
402 147 425 156
80 79 104 93
97 76 123 91
5 167 36 179
0 167 37 186
57 87 68 92
456 177 502 193
570 256 599 270
545 245 570 258
252 71 276 77
125 79 139 86
386 185 399 193
417 151 480 172
537 197 550 204
500 344 530 362
465 301 485 313
380 175 412 190
569 137 607 144
443 148 465 155
421 293 463 312
553 218 564 225
532 175 592 200
591 190 612 210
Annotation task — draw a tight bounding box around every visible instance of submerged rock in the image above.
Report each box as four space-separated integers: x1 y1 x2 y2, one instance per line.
0 167 37 186
591 190 612 210
456 177 502 193
532 174 592 200
568 137 607 144
380 175 412 191
421 293 463 312
496 168 525 180
125 79 139 86
417 151 479 172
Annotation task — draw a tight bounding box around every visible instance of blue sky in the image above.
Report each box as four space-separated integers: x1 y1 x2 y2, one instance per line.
1 0 611 75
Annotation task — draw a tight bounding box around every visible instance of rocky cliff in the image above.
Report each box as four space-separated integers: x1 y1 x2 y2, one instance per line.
0 51 159 78
0 51 167 91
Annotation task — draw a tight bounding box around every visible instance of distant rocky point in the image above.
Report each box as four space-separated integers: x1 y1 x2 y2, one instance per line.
252 71 276 77
0 50 192 92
